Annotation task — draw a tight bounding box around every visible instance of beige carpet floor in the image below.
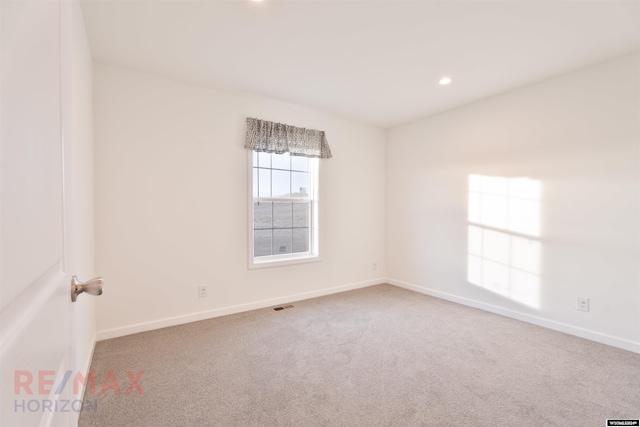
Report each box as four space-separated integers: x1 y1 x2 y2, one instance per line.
79 284 640 426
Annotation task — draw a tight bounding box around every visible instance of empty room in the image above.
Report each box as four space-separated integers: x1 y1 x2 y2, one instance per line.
1 0 639 426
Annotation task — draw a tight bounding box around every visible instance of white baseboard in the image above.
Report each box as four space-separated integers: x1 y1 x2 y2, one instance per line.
96 278 386 341
387 278 640 354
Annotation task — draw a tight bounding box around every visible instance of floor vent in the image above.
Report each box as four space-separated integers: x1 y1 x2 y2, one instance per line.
273 304 294 311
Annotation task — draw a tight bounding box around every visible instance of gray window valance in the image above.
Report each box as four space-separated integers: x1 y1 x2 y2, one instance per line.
244 117 332 159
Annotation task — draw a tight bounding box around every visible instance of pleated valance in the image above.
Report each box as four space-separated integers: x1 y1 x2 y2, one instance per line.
244 117 332 159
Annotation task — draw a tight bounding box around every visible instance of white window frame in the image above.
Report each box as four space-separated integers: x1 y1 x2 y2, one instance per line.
248 151 321 269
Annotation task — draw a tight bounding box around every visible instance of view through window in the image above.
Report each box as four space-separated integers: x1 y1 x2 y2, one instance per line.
251 151 319 264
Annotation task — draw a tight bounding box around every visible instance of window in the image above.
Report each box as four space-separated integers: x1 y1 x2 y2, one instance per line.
249 151 320 268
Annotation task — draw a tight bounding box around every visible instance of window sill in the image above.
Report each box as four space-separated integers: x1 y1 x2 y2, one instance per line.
249 254 321 270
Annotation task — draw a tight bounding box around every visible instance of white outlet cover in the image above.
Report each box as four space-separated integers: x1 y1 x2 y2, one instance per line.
577 297 589 312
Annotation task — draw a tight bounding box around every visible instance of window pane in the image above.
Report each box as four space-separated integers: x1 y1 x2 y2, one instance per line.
254 230 272 257
291 155 309 172
291 172 309 197
292 228 309 253
258 168 271 197
271 152 290 170
292 202 310 227
273 229 292 254
253 201 272 229
272 170 291 197
253 151 258 166
258 152 271 168
273 202 292 228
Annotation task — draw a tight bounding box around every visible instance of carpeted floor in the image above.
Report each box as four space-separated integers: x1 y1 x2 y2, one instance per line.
79 284 640 426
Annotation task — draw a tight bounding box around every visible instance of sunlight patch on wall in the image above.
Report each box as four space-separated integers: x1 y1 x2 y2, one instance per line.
467 175 541 309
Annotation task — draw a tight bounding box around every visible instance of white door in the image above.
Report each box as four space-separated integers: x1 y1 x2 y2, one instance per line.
1 1 88 425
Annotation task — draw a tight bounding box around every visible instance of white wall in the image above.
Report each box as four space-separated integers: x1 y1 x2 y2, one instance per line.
387 54 640 352
94 63 386 338
64 0 96 405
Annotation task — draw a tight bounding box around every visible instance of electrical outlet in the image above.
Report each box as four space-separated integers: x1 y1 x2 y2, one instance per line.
373 262 378 271
198 285 207 298
577 297 589 312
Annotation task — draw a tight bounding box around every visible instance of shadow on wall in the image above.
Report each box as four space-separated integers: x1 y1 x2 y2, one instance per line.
467 174 542 309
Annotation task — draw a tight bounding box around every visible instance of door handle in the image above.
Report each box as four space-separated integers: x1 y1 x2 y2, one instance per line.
71 276 103 302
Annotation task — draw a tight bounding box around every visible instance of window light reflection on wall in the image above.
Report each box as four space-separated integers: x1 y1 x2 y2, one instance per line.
467 174 542 309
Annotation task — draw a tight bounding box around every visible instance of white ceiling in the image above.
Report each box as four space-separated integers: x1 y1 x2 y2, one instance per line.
80 0 639 129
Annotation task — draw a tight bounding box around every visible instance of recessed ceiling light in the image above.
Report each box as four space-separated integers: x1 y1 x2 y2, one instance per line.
439 76 452 85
